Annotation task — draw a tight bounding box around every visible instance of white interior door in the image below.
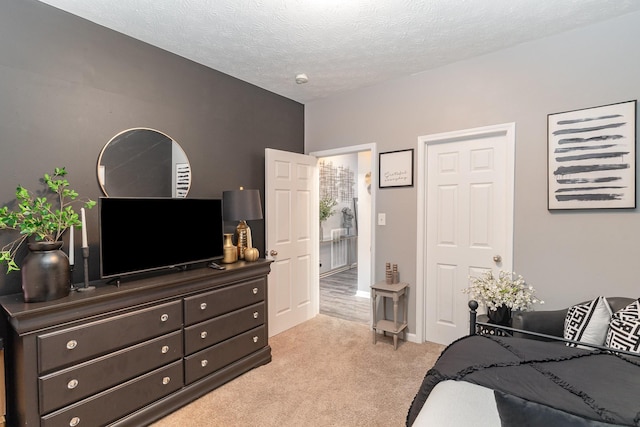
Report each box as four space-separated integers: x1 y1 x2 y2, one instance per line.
419 123 515 345
265 148 319 337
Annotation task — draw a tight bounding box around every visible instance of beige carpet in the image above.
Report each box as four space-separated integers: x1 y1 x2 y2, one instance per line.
152 314 445 427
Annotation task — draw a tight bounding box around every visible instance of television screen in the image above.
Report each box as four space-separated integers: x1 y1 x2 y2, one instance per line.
99 197 223 279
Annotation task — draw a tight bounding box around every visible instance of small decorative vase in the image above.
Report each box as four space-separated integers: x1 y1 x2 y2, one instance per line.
21 241 70 303
487 305 511 326
221 233 237 264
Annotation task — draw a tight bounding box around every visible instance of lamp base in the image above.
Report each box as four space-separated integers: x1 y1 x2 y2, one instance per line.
235 220 251 260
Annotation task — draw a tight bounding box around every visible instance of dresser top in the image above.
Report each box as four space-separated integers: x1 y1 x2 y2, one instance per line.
0 259 271 334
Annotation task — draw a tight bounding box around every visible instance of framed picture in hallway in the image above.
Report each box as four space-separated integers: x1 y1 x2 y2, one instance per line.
548 100 636 210
379 149 414 188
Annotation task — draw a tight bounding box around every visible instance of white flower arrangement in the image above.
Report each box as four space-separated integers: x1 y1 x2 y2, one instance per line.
463 270 544 312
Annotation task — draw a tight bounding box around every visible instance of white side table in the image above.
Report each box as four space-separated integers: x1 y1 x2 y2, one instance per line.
371 281 409 350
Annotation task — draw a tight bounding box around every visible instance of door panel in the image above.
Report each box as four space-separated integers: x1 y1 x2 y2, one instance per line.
435 264 456 326
265 149 318 337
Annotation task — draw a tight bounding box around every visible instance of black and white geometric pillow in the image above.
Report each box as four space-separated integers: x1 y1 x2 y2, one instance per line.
605 299 640 354
564 296 612 348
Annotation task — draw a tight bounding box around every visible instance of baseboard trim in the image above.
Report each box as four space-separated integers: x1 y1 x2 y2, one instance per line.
320 265 354 278
406 332 419 343
355 290 370 299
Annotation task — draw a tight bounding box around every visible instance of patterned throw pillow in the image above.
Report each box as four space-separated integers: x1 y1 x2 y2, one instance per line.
605 299 640 354
564 296 612 348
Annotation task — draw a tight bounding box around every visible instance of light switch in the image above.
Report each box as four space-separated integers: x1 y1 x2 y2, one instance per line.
378 213 386 226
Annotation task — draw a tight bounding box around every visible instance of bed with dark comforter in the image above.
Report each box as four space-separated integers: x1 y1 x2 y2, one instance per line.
406 334 640 426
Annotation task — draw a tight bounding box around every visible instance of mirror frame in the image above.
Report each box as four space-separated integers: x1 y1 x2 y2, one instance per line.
97 127 191 198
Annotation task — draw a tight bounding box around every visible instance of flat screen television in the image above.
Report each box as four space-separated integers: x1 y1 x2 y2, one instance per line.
99 197 224 279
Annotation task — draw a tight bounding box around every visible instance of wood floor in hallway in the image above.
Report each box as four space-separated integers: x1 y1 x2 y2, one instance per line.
319 267 370 324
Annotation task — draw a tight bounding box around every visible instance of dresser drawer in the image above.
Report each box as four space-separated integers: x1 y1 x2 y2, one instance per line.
40 360 183 427
184 302 265 355
184 278 266 326
38 300 182 373
184 325 266 384
39 330 183 414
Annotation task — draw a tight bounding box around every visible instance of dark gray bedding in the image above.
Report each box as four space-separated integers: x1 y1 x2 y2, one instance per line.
406 335 640 426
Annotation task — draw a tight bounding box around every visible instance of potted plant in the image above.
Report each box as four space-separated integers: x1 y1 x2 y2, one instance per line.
462 270 544 325
319 195 338 239
0 167 95 302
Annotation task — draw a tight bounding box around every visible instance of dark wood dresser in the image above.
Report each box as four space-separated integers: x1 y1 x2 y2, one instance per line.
0 260 272 426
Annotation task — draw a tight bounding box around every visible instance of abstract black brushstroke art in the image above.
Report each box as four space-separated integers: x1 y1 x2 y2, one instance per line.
548 100 636 209
175 163 191 198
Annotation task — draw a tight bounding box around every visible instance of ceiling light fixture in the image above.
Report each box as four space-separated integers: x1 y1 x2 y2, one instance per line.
295 73 309 84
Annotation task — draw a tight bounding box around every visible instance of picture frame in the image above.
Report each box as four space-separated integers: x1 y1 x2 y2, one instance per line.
379 149 414 188
548 100 636 210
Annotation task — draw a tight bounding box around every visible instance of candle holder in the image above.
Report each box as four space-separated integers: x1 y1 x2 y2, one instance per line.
77 246 95 292
69 263 76 291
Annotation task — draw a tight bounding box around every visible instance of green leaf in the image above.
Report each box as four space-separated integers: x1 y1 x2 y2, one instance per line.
15 186 29 199
62 189 78 199
6 259 20 273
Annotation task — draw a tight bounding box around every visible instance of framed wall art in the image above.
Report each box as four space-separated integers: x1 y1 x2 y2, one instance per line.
379 149 414 188
548 100 636 210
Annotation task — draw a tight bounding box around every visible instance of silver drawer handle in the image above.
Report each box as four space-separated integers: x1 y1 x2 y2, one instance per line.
162 376 171 385
69 417 80 426
66 340 77 350
253 311 259 319
253 336 259 343
252 287 258 294
201 359 208 367
67 379 79 389
161 345 169 354
200 331 208 339
200 302 207 310
160 314 169 322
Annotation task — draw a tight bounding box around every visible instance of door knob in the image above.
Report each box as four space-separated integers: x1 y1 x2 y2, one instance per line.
270 250 278 256
493 255 502 263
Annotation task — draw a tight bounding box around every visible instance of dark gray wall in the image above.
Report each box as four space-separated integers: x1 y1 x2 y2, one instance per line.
0 0 304 294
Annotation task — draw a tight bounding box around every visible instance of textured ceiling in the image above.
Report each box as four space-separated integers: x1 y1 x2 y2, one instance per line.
37 0 640 104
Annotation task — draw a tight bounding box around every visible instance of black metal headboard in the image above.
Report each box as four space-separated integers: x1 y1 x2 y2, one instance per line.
467 300 639 358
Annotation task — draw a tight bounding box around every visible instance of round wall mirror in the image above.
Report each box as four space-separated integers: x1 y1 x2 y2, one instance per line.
97 128 191 198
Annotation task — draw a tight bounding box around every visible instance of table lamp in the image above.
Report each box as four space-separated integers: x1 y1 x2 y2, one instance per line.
222 187 263 260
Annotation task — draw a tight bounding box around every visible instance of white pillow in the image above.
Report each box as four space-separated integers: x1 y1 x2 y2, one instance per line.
605 299 640 354
564 296 612 348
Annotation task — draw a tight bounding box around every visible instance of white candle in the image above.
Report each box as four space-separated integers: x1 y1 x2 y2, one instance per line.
69 225 74 265
81 208 88 247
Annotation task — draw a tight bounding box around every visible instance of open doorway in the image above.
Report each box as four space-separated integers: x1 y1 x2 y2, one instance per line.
311 145 375 325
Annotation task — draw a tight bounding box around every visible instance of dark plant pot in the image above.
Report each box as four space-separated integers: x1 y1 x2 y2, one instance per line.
21 241 71 303
487 305 511 326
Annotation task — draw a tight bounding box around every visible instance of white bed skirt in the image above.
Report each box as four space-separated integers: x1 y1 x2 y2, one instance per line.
412 380 501 426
